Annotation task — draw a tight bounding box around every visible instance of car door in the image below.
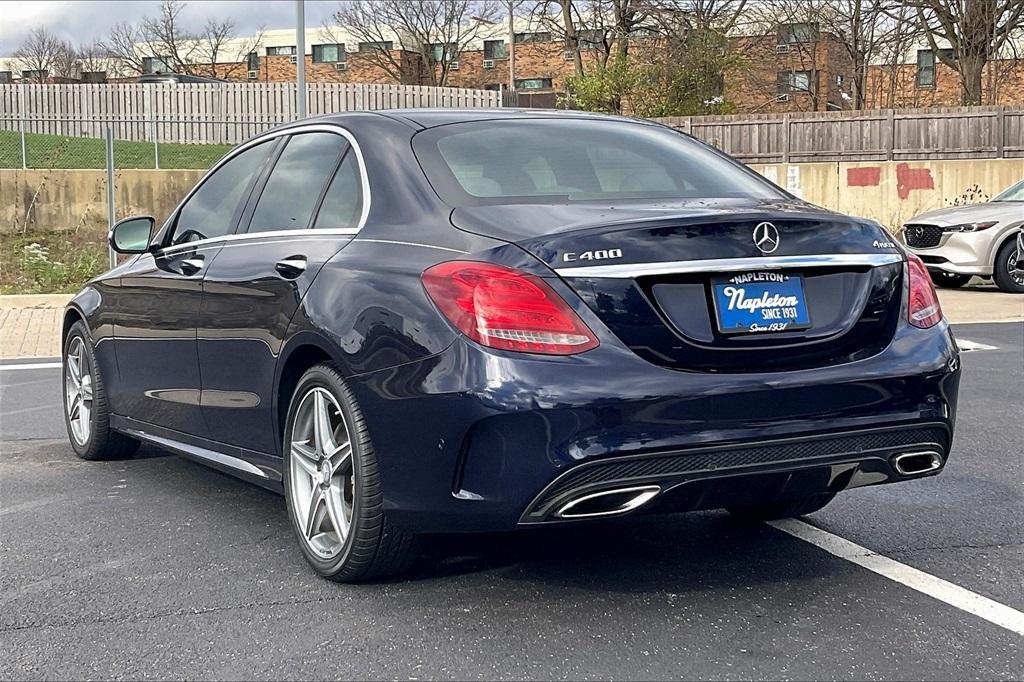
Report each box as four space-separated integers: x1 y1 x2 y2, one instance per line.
197 128 366 454
113 140 277 435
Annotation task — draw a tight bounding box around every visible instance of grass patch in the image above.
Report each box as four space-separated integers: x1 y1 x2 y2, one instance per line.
0 130 232 169
0 230 108 294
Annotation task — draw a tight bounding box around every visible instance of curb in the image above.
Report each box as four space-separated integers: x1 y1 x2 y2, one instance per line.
0 294 73 309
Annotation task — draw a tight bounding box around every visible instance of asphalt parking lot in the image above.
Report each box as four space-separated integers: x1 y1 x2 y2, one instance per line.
1 322 1021 680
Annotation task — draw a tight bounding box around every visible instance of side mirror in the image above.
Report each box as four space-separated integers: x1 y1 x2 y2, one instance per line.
109 216 155 254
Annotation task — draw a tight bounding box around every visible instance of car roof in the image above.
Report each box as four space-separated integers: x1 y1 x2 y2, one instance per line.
372 107 648 129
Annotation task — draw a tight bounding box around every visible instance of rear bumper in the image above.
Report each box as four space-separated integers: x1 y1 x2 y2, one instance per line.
347 322 960 534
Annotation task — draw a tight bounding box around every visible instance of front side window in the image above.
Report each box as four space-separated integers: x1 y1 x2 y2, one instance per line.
171 141 273 245
313 43 345 63
484 40 507 60
412 119 785 206
917 50 935 87
314 152 363 229
248 133 347 233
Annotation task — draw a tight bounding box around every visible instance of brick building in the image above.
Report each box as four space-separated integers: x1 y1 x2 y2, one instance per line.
1 21 1021 113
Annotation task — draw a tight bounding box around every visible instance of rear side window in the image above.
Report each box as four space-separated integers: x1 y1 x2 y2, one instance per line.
313 152 363 229
412 119 784 206
248 132 347 233
171 141 272 245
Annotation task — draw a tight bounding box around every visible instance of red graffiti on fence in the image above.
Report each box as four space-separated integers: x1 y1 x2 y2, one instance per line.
896 163 934 200
847 166 882 187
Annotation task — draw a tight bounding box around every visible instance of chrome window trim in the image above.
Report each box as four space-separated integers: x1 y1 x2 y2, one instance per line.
554 253 903 278
161 228 360 255
155 123 371 255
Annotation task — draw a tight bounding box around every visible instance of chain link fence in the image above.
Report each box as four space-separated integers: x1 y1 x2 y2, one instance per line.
0 117 276 170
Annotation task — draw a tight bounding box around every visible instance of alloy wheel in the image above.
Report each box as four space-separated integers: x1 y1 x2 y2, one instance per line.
288 387 355 559
65 337 93 446
1009 249 1023 286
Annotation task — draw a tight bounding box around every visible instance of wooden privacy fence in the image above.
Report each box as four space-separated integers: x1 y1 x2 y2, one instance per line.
0 82 503 144
654 106 1024 163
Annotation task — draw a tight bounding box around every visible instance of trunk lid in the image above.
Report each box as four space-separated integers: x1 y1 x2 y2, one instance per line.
452 199 905 373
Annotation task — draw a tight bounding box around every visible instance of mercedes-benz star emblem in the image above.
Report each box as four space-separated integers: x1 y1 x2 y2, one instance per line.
753 222 780 254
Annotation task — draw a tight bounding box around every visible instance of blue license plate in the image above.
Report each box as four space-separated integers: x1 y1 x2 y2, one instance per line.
712 272 812 334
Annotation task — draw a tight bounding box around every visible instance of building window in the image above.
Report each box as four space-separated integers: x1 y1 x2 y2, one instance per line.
483 83 503 91
629 27 659 38
777 22 818 44
916 49 935 87
0 71 12 84
777 70 814 94
515 77 553 90
81 71 107 83
142 56 171 74
313 43 345 63
514 32 551 44
21 69 49 80
246 51 260 71
426 42 457 62
577 29 603 50
358 41 393 52
484 39 507 60
264 44 296 55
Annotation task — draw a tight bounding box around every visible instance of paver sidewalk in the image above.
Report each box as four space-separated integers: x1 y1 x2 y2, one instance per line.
0 289 1021 361
0 295 70 360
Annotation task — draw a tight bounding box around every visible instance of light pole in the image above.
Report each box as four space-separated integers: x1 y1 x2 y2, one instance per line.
296 0 307 119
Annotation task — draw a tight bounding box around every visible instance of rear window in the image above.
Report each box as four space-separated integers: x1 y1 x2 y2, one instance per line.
412 118 785 206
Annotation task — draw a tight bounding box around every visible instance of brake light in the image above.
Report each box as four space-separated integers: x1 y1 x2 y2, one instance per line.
907 253 943 328
422 261 599 355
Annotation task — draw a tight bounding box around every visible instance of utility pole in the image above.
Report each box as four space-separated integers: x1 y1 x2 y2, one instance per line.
507 0 516 95
296 0 307 119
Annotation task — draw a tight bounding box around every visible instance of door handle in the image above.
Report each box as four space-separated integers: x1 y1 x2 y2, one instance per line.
275 256 307 279
179 258 204 276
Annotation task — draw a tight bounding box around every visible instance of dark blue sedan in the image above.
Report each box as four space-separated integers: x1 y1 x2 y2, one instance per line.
63 110 960 581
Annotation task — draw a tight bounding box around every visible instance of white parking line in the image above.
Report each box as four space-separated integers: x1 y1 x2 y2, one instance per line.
956 339 999 352
0 362 61 371
769 518 1024 637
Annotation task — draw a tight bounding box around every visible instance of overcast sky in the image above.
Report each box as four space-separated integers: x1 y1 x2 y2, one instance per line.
0 1 341 55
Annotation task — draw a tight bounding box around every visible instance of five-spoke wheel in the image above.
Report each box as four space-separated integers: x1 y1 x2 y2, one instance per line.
65 336 94 446
282 362 419 581
288 387 355 559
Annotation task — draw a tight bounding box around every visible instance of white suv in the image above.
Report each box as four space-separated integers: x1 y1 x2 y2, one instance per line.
902 179 1024 293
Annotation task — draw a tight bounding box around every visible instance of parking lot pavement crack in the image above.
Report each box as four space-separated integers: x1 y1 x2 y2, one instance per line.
893 541 1023 554
0 593 353 634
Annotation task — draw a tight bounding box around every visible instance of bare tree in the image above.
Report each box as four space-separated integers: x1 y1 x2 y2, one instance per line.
141 0 201 74
101 22 151 76
13 27 77 82
193 19 265 79
329 0 503 86
904 0 1024 105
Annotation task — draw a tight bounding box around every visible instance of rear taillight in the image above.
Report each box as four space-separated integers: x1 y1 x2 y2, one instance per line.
422 261 599 355
907 253 943 328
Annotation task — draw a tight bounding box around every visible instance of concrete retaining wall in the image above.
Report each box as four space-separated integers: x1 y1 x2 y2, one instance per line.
2 159 1022 234
1 169 204 234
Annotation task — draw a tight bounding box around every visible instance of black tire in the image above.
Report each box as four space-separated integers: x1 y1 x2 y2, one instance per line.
62 321 139 461
993 240 1024 293
727 493 836 522
930 271 971 289
283 362 419 582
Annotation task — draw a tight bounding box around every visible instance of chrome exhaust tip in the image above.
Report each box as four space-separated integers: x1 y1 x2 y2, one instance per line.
892 451 944 476
554 485 661 519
